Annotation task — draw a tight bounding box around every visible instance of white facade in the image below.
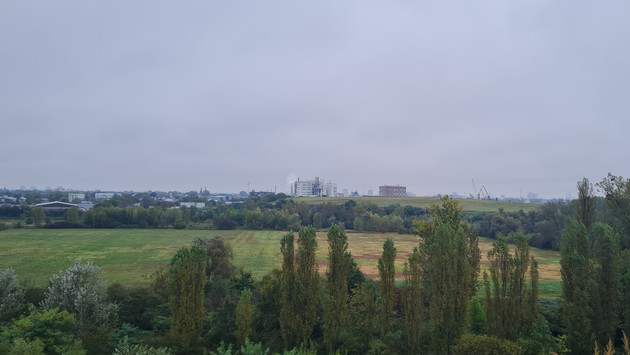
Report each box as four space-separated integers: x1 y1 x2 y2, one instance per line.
291 177 337 197
68 193 85 201
180 202 206 208
292 180 314 197
325 182 337 197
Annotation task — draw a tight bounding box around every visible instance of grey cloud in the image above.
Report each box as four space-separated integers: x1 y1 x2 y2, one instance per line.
1 1 629 197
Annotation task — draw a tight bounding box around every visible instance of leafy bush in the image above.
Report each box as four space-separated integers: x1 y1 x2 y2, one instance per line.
0 268 25 321
0 308 84 354
41 260 118 350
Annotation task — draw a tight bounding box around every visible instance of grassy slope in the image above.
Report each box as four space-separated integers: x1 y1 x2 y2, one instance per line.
294 196 538 213
0 228 561 297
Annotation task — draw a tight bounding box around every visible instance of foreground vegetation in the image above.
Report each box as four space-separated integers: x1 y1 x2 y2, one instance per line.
1 173 630 354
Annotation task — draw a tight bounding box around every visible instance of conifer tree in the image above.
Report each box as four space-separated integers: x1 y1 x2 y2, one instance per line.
403 247 423 352
168 245 207 350
323 224 351 351
378 237 396 339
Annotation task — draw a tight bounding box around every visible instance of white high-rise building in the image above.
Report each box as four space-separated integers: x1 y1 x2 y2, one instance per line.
292 179 314 197
325 182 337 197
291 177 337 197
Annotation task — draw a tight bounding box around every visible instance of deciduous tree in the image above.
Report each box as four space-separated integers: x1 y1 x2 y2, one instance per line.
560 218 595 354
414 196 480 354
378 237 396 339
295 226 319 346
279 232 298 349
235 288 254 346
402 247 423 352
0 268 25 322
41 260 118 349
323 224 351 351
591 223 620 346
484 233 539 340
31 207 45 228
168 246 207 350
576 177 596 231
597 173 630 248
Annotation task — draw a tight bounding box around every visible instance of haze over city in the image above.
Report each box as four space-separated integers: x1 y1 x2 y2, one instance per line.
2 1 629 199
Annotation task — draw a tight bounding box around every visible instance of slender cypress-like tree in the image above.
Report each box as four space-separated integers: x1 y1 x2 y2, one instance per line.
403 247 423 352
484 233 539 340
324 224 351 351
378 237 396 339
296 226 319 346
414 196 480 354
279 232 298 348
591 223 620 346
235 288 254 346
427 224 472 354
560 218 595 354
576 177 596 232
168 245 207 350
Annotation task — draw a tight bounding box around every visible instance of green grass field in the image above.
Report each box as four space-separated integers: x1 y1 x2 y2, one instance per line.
295 196 538 213
0 228 561 297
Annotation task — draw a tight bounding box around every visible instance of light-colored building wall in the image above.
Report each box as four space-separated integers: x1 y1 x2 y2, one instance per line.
68 193 85 201
293 180 313 197
325 182 337 197
95 192 116 200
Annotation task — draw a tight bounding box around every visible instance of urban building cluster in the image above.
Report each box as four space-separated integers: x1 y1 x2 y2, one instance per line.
291 177 339 197
289 177 409 198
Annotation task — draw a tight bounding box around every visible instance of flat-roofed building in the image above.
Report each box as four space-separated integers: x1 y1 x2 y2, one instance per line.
379 185 406 197
68 193 85 201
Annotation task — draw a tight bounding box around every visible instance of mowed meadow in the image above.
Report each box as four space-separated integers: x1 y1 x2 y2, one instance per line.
0 228 561 297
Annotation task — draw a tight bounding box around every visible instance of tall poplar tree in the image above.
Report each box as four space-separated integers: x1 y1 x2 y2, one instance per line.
591 223 620 346
323 224 351 351
378 237 396 339
279 232 298 348
168 245 207 350
560 218 595 354
576 177 596 231
235 288 254 346
295 226 319 346
484 233 539 340
403 247 423 352
414 196 480 355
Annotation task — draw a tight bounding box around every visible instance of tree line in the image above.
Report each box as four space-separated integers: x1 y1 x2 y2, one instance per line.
1 196 551 354
1 190 601 253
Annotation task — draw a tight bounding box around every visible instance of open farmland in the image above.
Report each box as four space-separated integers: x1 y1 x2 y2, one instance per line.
295 196 539 213
0 228 561 297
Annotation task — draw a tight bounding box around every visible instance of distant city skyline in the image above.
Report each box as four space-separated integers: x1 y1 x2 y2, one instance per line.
4 178 576 201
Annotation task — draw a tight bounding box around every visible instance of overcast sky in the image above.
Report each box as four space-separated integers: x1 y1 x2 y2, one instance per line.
1 1 629 199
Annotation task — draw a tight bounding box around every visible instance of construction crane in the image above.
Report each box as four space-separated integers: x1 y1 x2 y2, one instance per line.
478 185 490 200
472 179 491 200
